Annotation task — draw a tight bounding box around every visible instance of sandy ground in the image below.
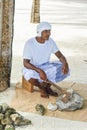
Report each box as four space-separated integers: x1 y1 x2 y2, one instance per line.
10 81 87 122
0 83 87 130
0 0 87 129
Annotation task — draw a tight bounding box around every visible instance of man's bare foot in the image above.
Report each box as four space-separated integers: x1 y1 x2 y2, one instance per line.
46 87 58 97
40 88 49 98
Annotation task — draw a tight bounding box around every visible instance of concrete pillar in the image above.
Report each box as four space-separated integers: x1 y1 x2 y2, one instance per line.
0 0 15 91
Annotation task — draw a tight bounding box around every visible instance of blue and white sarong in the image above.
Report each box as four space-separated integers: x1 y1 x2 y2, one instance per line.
22 61 70 83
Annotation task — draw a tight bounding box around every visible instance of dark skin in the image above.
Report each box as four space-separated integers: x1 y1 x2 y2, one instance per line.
23 30 69 81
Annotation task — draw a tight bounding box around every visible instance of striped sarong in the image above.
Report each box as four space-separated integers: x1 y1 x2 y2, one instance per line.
22 61 70 83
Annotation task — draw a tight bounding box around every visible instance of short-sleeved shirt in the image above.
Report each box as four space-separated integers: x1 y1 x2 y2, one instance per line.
23 37 59 65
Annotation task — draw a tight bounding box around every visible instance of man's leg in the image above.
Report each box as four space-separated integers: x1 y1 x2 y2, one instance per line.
45 82 58 97
39 81 58 97
29 78 49 98
29 78 58 97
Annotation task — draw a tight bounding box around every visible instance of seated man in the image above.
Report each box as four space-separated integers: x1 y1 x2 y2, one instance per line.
22 22 70 98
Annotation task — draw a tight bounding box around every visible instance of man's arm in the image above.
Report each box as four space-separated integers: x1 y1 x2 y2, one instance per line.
23 59 47 80
55 51 69 74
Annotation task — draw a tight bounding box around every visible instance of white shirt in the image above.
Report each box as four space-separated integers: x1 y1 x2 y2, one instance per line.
23 37 59 65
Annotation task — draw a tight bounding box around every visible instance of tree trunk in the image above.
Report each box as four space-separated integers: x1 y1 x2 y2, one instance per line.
0 0 15 91
30 0 40 23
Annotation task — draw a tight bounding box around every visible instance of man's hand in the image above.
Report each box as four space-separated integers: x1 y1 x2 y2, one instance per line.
38 69 47 80
62 62 69 74
55 51 69 74
24 59 47 80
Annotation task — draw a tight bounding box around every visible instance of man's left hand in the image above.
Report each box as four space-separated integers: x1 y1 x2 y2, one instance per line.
62 62 69 74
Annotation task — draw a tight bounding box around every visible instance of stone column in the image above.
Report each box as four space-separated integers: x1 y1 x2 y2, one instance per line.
0 0 15 91
31 0 40 23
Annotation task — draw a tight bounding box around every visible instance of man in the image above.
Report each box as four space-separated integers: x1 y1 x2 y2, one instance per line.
22 22 70 98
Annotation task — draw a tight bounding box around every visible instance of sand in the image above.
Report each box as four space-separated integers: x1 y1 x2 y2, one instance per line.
10 81 87 122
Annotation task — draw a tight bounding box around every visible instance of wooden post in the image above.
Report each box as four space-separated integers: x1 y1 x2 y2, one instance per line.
30 0 40 23
0 0 15 91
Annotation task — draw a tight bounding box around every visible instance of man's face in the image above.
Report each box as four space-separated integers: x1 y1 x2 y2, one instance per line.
41 30 51 40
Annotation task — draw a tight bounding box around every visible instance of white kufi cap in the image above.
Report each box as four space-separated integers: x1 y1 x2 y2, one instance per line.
37 22 51 36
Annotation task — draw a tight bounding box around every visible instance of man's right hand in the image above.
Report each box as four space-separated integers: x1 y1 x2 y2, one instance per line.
24 59 47 81
38 69 47 81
